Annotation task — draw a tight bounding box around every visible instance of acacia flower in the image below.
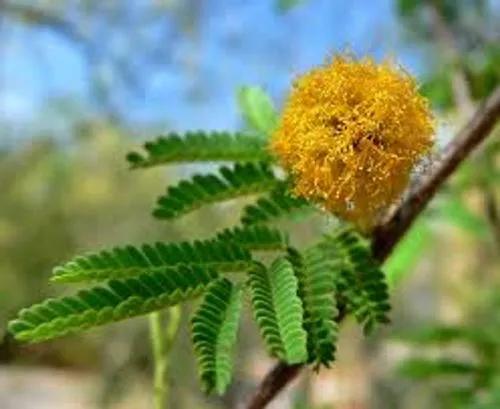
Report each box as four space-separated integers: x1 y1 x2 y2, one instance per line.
271 56 435 230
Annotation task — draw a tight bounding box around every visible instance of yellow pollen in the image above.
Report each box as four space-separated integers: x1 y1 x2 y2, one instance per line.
271 55 435 231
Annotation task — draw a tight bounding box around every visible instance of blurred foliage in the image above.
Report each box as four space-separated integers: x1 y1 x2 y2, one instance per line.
395 288 500 408
276 0 308 13
0 0 203 121
0 123 175 327
385 0 499 290
385 3 500 409
237 86 278 137
384 220 431 288
421 45 500 110
396 0 499 110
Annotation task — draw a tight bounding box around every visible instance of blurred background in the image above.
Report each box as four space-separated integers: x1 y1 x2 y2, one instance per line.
0 0 499 408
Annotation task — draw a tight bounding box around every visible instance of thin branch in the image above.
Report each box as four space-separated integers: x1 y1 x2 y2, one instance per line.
484 187 500 248
0 2 134 121
149 306 181 409
427 0 475 116
246 363 304 409
1 2 89 44
245 85 500 409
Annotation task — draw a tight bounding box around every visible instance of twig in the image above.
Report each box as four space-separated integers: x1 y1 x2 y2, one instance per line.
245 85 500 409
149 306 182 409
427 0 474 117
484 187 500 248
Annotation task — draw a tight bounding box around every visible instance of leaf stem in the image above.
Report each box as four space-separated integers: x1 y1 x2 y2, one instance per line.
149 306 181 409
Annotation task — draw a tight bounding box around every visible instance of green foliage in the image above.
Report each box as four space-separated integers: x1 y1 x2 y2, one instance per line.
396 0 420 16
276 0 308 12
396 324 495 349
9 121 395 397
241 183 311 225
421 47 500 111
248 259 308 364
191 278 242 394
395 315 500 408
154 162 278 220
51 240 253 283
237 86 278 136
420 69 455 110
9 265 218 342
215 225 288 251
398 358 478 379
384 220 431 288
468 45 500 102
126 131 271 168
323 227 391 334
437 196 489 237
287 246 339 367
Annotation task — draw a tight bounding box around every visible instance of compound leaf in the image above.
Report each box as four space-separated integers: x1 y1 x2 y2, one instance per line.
191 278 242 394
127 131 271 168
51 240 252 283
248 259 308 364
154 162 279 220
9 265 218 342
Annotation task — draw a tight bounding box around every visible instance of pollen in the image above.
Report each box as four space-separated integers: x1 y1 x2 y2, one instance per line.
271 56 435 231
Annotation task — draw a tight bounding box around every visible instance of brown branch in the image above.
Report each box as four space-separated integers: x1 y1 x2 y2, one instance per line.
246 363 304 409
372 86 500 260
245 85 500 409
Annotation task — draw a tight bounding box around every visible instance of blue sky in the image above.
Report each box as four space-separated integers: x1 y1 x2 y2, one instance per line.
0 0 428 140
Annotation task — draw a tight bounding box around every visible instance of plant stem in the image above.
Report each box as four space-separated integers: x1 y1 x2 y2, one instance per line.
149 306 181 409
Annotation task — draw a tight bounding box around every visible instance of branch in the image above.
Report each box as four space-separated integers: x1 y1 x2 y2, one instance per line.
372 86 500 260
427 0 474 116
245 85 500 409
1 2 89 45
0 1 134 121
484 186 500 248
246 363 304 409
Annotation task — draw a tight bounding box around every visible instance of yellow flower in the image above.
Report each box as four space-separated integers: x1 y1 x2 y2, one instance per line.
271 56 435 230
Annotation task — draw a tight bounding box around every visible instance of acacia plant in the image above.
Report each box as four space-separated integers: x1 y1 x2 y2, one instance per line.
7 56 500 409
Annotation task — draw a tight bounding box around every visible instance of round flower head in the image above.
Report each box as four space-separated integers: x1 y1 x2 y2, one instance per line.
271 56 435 230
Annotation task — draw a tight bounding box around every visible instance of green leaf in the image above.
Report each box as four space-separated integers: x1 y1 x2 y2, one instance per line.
215 225 288 251
241 183 312 225
396 0 420 16
421 69 454 110
9 265 218 342
277 0 307 12
51 240 253 283
248 259 308 364
394 325 496 349
398 358 478 380
154 162 279 220
126 131 271 168
237 86 278 136
287 246 339 367
384 220 431 288
324 226 391 334
191 278 242 394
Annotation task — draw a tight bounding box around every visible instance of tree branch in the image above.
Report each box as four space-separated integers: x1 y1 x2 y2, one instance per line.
245 85 500 409
372 86 500 260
